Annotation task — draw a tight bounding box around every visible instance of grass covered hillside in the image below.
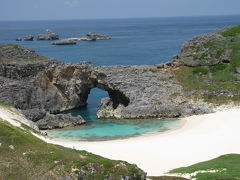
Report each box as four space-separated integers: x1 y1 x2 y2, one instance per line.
169 154 240 180
172 25 240 105
0 119 145 180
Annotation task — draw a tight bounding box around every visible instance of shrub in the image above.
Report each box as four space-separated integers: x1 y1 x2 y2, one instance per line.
209 64 228 73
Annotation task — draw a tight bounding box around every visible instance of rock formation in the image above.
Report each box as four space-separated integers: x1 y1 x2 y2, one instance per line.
95 65 211 119
2 26 238 129
15 37 22 41
0 44 212 128
86 32 112 40
172 29 231 67
23 34 34 41
37 30 59 40
52 39 77 45
36 113 85 130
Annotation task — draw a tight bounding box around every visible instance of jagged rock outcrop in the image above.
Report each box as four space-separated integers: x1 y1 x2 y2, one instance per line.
172 29 232 67
95 65 212 119
1 25 238 127
0 45 87 129
0 42 214 128
36 113 85 130
0 44 45 62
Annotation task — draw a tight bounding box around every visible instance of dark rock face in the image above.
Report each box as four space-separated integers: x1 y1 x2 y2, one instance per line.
172 30 231 67
0 60 54 79
0 45 87 130
36 113 85 130
0 46 131 128
26 62 130 114
21 109 47 122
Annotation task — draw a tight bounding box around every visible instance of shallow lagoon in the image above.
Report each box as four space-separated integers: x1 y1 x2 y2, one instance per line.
47 88 182 141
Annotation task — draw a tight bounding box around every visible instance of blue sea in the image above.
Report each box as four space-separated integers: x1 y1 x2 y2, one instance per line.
1 15 240 140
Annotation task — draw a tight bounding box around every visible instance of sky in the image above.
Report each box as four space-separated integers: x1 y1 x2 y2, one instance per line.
0 0 240 21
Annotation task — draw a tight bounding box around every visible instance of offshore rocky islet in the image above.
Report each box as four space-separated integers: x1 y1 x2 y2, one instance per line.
1 25 240 130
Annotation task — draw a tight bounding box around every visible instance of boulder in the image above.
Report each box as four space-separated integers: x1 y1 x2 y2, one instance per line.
36 113 86 130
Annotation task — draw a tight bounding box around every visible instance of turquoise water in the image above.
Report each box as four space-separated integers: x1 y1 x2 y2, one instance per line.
47 88 182 141
1 16 240 140
47 118 181 141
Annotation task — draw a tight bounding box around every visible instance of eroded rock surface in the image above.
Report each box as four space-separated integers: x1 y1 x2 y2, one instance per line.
2 28 229 129
36 113 85 130
95 65 212 119
172 29 231 67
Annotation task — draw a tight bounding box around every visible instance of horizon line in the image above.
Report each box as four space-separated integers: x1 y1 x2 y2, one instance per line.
1 13 240 22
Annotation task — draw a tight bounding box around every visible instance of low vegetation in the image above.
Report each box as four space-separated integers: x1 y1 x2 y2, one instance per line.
169 154 240 180
0 101 11 108
7 44 20 49
0 120 144 180
174 25 240 105
221 25 240 37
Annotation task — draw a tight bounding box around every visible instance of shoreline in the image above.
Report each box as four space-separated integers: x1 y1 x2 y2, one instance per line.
45 118 186 142
35 106 240 176
1 105 240 176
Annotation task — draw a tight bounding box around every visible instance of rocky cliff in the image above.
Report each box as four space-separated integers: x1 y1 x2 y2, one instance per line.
1 25 239 129
95 65 211 119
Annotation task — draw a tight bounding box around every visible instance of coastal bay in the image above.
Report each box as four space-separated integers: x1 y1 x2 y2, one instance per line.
1 104 240 177
1 16 240 179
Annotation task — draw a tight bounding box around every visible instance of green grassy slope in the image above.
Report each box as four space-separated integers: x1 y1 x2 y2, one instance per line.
169 154 240 180
0 120 144 180
173 25 240 105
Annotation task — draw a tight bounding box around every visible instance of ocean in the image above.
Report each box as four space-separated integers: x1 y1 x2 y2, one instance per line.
1 15 240 140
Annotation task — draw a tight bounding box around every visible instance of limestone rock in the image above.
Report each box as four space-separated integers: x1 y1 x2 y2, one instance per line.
0 44 45 62
21 109 47 122
36 113 86 130
172 29 231 67
0 44 212 122
2 29 225 128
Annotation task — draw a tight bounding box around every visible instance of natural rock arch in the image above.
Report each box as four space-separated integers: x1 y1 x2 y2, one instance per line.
30 63 130 114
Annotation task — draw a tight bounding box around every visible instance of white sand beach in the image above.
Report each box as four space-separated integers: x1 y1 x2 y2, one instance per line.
1 106 240 176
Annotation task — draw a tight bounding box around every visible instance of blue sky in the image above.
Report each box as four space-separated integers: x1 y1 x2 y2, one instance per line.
0 0 240 21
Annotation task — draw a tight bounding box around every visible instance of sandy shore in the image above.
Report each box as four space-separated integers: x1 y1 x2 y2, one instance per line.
1 106 240 176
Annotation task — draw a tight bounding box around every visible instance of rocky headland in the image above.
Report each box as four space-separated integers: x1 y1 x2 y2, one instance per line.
1 25 240 129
